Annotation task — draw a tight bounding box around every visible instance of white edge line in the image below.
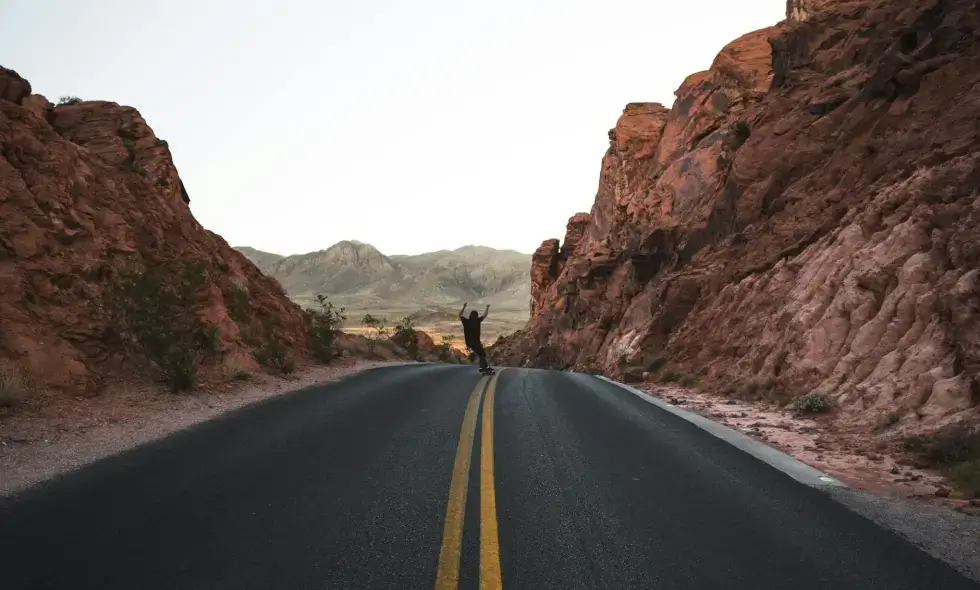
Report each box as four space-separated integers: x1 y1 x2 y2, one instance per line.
595 375 845 488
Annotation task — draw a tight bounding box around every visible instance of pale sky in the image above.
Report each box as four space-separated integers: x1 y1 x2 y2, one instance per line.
1 0 785 256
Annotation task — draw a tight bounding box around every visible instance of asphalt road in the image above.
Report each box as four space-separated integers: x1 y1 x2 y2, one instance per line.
2 364 977 589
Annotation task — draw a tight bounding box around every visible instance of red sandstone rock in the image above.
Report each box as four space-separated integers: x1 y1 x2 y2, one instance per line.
0 67 312 393
492 0 980 433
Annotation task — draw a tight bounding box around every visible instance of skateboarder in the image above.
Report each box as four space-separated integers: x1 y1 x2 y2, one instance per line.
459 302 490 371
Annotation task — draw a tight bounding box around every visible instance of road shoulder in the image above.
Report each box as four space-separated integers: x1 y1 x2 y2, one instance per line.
0 360 403 496
598 375 980 583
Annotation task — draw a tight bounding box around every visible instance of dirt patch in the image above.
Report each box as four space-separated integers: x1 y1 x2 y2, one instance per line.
634 382 980 518
0 359 399 496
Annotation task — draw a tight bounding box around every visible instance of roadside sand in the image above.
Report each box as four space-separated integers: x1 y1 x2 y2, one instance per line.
633 381 980 517
0 359 398 496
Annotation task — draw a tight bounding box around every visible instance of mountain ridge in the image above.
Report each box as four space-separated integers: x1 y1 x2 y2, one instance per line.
235 241 532 312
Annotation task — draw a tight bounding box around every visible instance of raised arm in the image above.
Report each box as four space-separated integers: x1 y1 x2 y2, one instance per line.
458 302 468 320
479 304 490 320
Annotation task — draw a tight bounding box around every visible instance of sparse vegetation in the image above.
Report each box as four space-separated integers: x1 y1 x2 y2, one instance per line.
679 374 699 388
105 259 219 392
0 366 26 408
658 370 698 387
232 371 252 381
307 294 346 363
437 334 455 361
791 391 833 415
904 426 980 498
645 356 667 373
253 340 295 375
360 314 388 354
580 360 604 375
729 121 751 149
57 95 82 105
391 316 420 359
949 461 980 499
734 378 792 405
226 284 252 325
876 410 903 431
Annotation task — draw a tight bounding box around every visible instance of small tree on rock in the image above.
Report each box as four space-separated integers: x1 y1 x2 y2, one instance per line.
307 294 346 363
392 316 419 359
361 314 388 354
105 259 219 392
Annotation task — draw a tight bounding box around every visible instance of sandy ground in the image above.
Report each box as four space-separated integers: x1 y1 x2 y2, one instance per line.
0 359 399 496
632 381 980 517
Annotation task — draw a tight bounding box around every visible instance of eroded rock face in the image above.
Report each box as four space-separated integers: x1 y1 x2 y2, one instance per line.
786 0 839 22
0 67 311 394
493 0 980 431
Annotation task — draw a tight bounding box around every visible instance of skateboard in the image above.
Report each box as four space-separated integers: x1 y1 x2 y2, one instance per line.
479 367 496 375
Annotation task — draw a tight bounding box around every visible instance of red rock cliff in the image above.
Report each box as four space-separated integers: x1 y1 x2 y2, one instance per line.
0 67 312 394
494 0 980 431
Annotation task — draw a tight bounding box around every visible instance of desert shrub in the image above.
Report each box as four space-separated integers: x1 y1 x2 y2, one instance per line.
904 426 980 498
876 410 903 431
948 461 980 499
307 294 346 363
436 334 455 362
0 367 26 408
253 340 295 375
226 284 252 325
729 121 751 149
106 259 219 392
910 426 980 466
679 374 699 388
57 95 82 105
391 316 419 359
360 314 388 354
660 371 682 383
791 391 833 415
645 356 667 373
232 370 252 381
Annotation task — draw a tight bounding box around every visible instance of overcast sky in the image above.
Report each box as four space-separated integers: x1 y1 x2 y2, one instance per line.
1 0 785 256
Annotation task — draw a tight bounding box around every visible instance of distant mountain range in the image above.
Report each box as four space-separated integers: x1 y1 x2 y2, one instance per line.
234 241 532 313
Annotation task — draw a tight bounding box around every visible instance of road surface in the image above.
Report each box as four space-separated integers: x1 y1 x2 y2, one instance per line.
1 364 977 589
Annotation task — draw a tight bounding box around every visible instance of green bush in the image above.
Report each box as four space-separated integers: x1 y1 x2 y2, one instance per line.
679 374 700 388
253 340 295 375
729 121 751 149
57 95 82 105
307 294 346 363
391 316 419 359
660 371 682 383
904 426 980 498
106 259 219 392
791 391 833 415
948 460 980 499
361 313 388 354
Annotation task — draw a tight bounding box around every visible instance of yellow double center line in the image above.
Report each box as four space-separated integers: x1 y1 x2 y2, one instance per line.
434 371 503 590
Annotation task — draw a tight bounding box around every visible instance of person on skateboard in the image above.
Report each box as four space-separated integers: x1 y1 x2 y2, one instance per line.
459 302 490 371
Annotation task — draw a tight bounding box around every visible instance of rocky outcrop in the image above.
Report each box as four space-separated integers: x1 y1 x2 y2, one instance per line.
0 66 314 395
529 212 590 317
492 0 980 432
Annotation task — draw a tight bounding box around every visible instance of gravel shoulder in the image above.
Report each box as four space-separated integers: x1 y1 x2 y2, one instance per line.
0 359 400 497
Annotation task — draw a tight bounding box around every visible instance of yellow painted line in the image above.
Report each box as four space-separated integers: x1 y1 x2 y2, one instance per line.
480 371 503 589
434 375 488 590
